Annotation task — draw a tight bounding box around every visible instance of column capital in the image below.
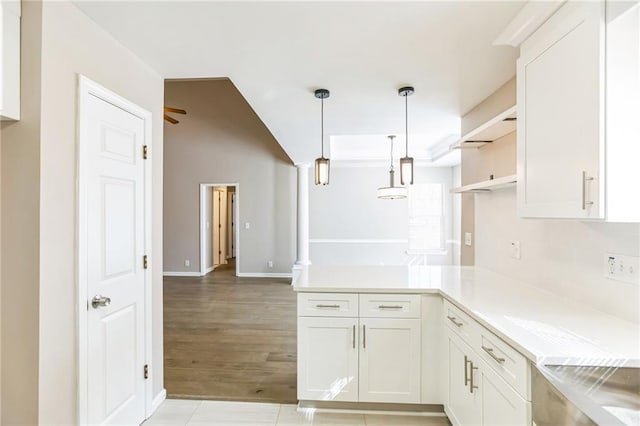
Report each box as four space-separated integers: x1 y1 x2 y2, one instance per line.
294 162 312 169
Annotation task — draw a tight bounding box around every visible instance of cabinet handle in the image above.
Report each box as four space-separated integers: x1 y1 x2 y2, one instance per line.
447 316 463 327
469 361 478 393
362 325 366 349
378 305 403 309
481 346 506 364
464 355 470 386
315 304 340 309
582 171 594 210
352 325 355 349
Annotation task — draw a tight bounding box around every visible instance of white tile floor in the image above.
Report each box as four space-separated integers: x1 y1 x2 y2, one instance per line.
143 399 451 426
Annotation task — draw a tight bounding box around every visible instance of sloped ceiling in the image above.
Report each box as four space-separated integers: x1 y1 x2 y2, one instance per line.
73 1 522 164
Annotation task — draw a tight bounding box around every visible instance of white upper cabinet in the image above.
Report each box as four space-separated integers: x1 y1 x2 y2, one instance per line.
0 0 20 121
517 0 640 221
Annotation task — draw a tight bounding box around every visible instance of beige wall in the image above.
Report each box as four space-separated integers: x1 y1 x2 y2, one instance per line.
1 1 42 423
2 1 165 424
164 79 296 275
460 77 516 266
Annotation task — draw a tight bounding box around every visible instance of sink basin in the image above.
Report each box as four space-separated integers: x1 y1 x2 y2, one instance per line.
533 361 640 426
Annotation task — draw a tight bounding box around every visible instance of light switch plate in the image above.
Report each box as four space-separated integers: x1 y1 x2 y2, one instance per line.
510 241 521 260
604 253 639 285
464 232 472 247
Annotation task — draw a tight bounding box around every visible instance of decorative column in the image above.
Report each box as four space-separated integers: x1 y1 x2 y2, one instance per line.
295 163 311 267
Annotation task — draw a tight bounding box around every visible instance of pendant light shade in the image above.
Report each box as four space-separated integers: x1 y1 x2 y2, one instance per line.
398 86 414 186
314 88 330 185
377 135 407 200
315 157 330 186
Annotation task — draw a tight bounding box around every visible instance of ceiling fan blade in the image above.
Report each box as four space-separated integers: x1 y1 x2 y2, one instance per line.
164 107 187 115
164 114 179 124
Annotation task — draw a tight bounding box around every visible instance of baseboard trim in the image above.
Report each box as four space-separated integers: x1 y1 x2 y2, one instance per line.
237 272 293 278
297 401 445 416
163 271 201 277
150 388 166 415
205 266 215 274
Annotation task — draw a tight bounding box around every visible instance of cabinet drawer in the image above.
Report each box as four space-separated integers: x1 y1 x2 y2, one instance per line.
478 329 531 400
359 294 421 318
298 293 358 317
443 300 479 347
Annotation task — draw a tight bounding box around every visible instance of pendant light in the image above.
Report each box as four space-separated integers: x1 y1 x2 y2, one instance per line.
398 86 414 185
377 135 407 199
314 88 330 185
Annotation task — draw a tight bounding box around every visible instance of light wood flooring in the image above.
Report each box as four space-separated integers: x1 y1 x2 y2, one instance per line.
163 259 297 403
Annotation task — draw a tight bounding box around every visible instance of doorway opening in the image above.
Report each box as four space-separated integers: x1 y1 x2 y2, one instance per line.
199 183 239 276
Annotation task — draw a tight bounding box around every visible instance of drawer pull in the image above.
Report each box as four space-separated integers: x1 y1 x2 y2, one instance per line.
447 316 463 327
315 304 340 309
378 305 403 309
482 346 506 364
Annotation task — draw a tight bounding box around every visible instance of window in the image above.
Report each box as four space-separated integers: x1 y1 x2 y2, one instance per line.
407 183 445 252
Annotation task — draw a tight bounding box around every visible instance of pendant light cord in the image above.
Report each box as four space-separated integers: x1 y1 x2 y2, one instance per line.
405 94 409 156
389 136 394 171
321 97 324 158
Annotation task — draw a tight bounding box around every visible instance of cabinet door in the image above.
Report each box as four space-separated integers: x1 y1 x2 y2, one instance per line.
517 0 604 219
297 317 358 401
359 318 421 403
480 358 531 426
446 331 481 426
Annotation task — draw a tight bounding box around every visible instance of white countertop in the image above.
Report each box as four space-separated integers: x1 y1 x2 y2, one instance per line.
292 265 640 364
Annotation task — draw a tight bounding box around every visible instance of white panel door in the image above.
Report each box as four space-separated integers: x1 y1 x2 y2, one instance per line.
359 318 421 403
297 317 358 402
517 0 604 219
85 93 146 425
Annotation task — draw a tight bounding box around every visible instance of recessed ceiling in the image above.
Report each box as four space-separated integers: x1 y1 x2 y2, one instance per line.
73 1 522 165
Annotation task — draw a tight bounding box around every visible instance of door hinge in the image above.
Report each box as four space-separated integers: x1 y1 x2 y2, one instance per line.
143 145 149 160
143 255 148 270
144 364 149 379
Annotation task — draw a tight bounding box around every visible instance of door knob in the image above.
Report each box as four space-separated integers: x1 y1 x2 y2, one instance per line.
91 295 111 309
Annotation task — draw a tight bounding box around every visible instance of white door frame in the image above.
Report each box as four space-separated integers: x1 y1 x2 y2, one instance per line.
199 183 240 276
76 75 154 424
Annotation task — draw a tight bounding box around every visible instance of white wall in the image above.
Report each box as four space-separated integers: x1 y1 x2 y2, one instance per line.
309 165 455 265
475 187 640 323
0 1 165 423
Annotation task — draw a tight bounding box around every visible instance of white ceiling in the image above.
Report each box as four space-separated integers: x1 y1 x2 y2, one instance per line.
73 1 522 165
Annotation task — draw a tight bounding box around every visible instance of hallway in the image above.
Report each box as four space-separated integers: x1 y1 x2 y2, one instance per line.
163 261 297 403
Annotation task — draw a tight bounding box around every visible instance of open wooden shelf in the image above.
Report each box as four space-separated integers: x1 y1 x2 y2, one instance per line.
450 174 517 194
450 105 517 150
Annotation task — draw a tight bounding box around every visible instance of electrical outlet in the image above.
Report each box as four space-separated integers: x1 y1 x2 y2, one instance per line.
510 241 521 260
464 232 472 247
184 259 190 267
245 222 251 230
604 253 639 285
268 261 274 268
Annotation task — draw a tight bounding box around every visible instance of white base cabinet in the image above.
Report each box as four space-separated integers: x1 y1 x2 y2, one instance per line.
359 318 421 403
446 330 530 426
297 316 359 402
297 293 421 404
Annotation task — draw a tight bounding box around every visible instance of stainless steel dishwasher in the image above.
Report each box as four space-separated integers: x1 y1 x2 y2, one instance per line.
532 362 640 426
